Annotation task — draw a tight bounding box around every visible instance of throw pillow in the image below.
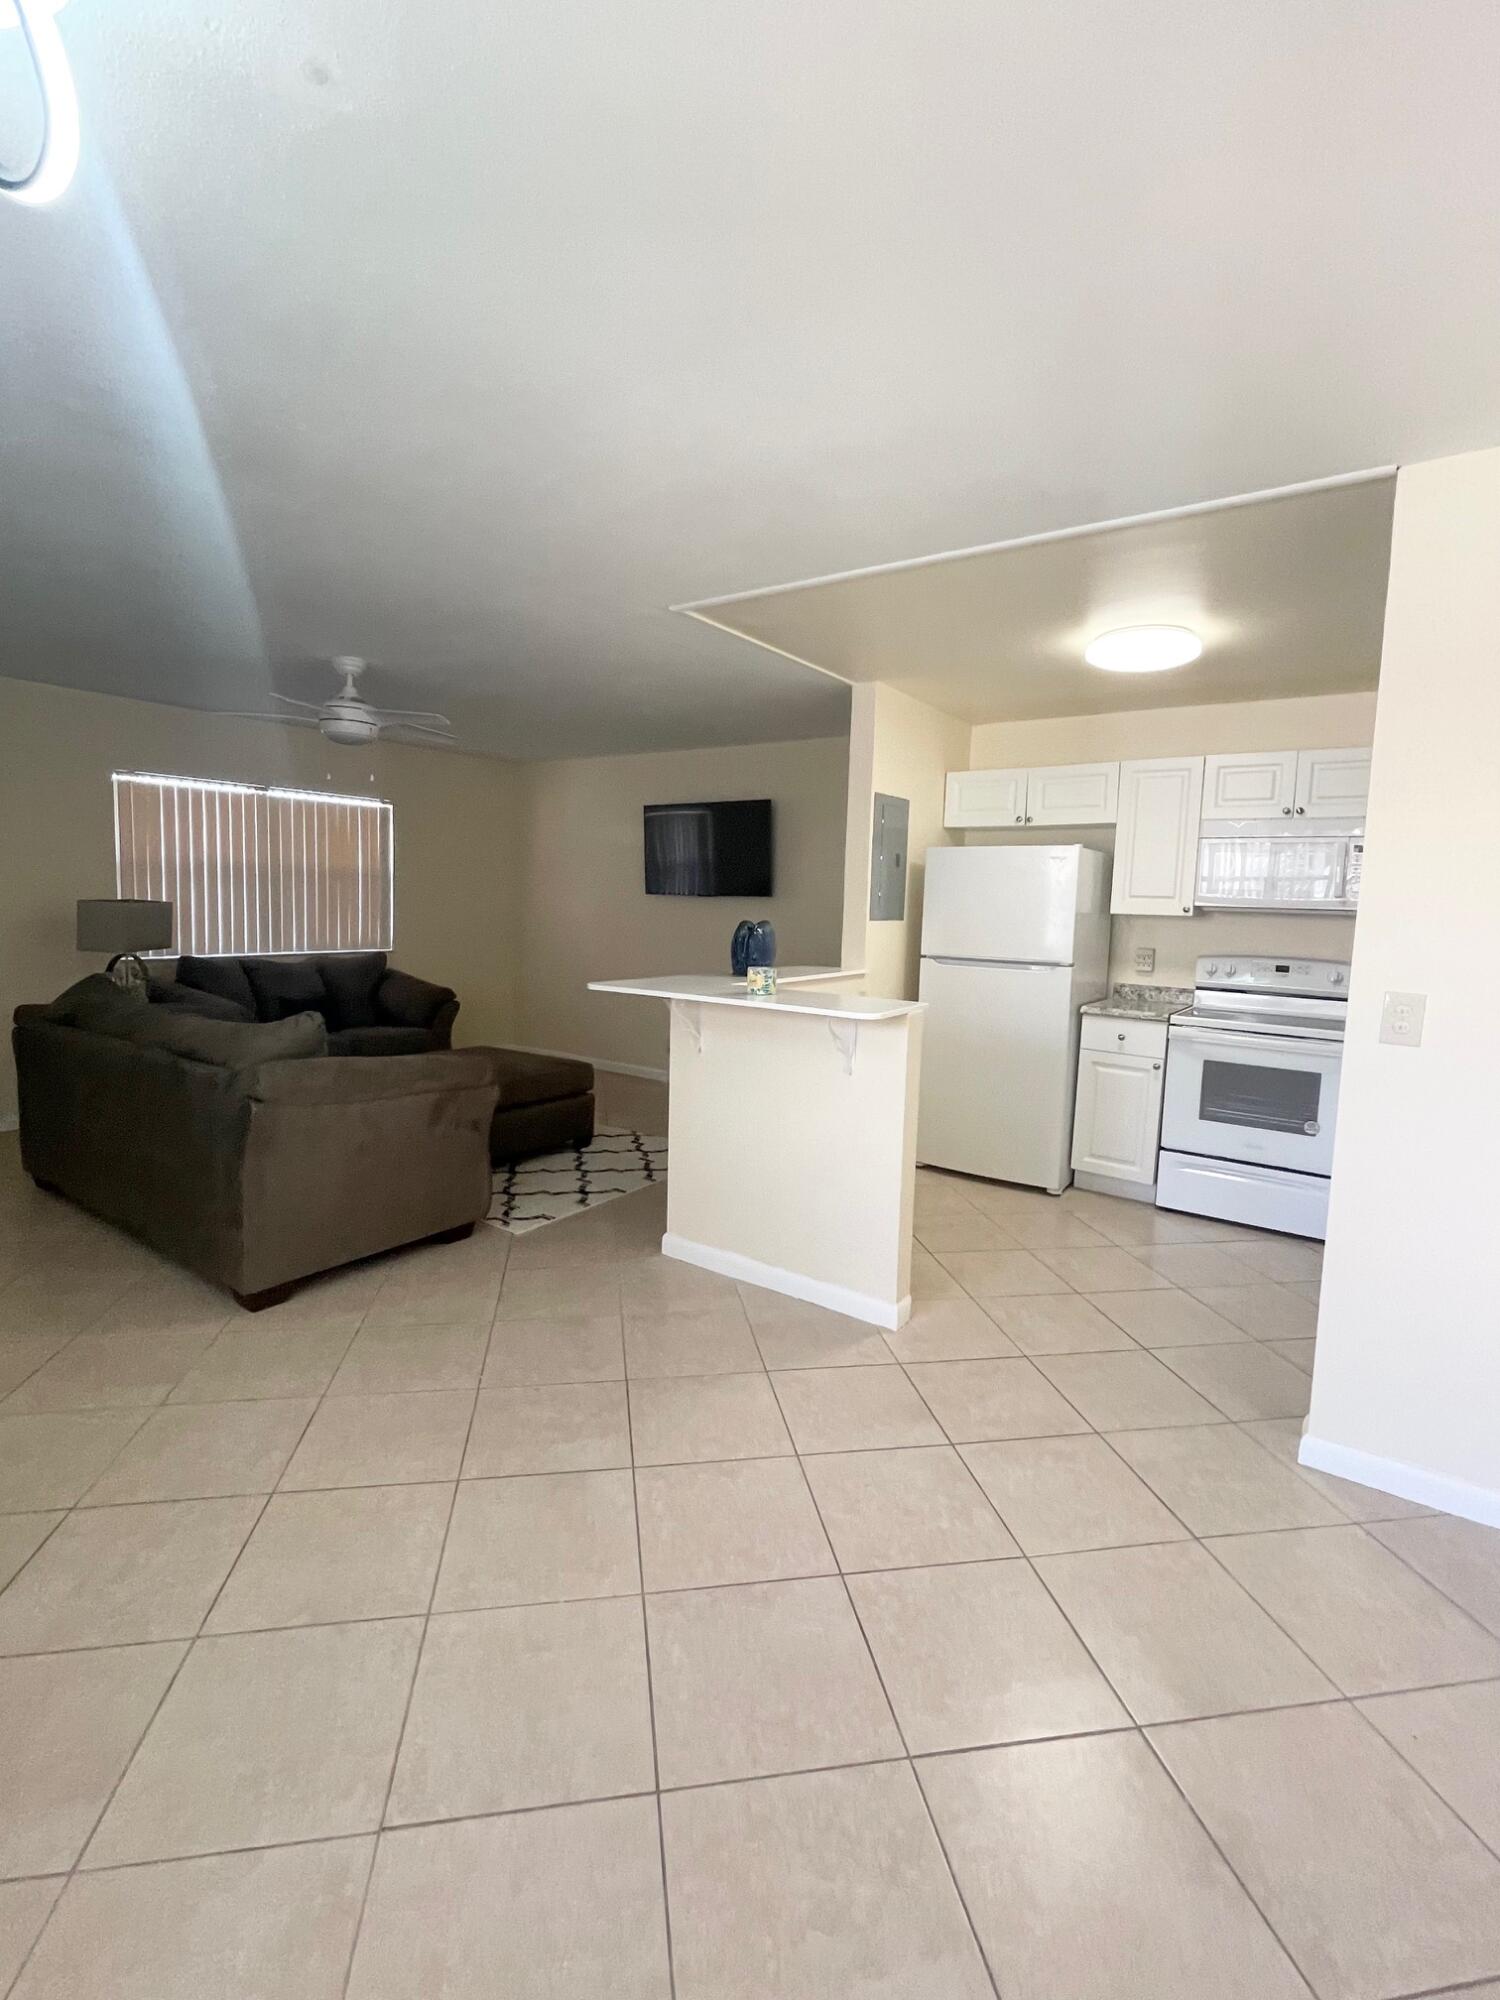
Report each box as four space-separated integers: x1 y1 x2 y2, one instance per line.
318 951 387 1030
44 973 150 1031
119 1008 327 1071
174 955 257 1017
147 981 253 1022
242 957 328 1023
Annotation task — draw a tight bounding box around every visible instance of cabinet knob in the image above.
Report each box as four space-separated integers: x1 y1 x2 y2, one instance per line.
1025 815 1033 824
1014 815 1023 824
1117 1031 1126 1041
1182 905 1191 914
1282 806 1292 815
1295 805 1306 814
1153 1060 1162 1070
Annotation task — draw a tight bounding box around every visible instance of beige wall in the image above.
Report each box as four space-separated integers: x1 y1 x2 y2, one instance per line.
1308 447 1500 1520
841 684 973 999
512 737 848 1073
965 691 1375 987
0 676 523 1124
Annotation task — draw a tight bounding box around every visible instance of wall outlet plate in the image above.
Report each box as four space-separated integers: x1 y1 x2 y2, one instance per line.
1379 991 1426 1047
1133 946 1156 975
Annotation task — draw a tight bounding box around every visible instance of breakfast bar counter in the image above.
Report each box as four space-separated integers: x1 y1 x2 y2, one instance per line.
589 971 925 1329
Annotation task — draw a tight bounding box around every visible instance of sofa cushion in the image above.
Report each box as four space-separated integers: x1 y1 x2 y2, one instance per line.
482 1048 595 1111
243 957 329 1023
327 1025 439 1058
318 952 388 1030
175 955 257 1018
118 1008 328 1072
44 973 150 1032
147 981 254 1023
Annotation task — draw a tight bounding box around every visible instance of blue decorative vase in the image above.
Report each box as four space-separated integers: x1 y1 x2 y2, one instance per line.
730 919 776 975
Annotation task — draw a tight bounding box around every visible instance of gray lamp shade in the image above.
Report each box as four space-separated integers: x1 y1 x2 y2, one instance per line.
76 899 174 955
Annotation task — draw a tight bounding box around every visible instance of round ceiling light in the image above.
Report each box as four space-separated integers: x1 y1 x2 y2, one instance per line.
1083 625 1203 674
1 0 80 209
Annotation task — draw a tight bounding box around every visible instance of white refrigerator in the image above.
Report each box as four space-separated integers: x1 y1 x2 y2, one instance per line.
917 845 1110 1192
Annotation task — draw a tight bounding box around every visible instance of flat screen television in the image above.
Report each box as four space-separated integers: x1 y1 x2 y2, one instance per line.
643 798 773 897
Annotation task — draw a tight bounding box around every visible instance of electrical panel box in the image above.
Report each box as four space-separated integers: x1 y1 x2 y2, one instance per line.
869 793 910 921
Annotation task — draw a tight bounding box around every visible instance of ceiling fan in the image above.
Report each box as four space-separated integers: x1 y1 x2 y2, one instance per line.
225 658 457 748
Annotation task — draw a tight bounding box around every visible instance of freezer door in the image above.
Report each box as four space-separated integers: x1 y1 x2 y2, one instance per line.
920 845 1086 964
916 957 1080 1190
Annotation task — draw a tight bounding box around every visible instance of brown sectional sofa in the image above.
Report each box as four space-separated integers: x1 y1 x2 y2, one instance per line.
159 950 459 1056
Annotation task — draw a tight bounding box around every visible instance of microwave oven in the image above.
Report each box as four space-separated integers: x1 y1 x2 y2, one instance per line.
1196 819 1364 914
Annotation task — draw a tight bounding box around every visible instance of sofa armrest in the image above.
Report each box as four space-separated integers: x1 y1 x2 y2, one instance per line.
244 1049 494 1107
377 967 457 1032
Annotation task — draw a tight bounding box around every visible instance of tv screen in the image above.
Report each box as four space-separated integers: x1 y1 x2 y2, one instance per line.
644 798 773 897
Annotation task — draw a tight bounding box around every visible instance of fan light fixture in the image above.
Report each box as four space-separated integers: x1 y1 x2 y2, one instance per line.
1 0 79 207
1083 625 1202 674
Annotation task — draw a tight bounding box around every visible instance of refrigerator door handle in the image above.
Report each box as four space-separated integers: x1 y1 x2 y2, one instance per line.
923 955 1058 970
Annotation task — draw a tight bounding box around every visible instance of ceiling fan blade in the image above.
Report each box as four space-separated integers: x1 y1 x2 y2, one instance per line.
269 693 324 713
216 711 321 728
374 707 455 728
383 722 458 743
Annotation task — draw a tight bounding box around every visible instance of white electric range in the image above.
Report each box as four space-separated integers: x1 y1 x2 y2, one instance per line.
1156 955 1349 1240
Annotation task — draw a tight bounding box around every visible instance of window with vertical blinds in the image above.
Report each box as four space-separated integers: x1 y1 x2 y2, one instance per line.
113 773 394 957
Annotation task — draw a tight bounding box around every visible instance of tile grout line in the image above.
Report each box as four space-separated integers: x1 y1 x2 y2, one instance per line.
623 1369 680 2000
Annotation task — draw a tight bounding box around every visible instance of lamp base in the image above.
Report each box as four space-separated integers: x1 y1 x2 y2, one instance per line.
105 953 149 989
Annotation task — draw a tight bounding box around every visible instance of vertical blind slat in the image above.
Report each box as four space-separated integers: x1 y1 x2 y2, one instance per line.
112 775 392 957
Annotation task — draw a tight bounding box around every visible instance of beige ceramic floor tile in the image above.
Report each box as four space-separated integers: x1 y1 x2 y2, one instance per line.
990 1206 1112 1249
628 1370 792 1465
82 1398 317 1504
918 1731 1313 2000
620 1260 741 1316
11 1839 372 2000
1358 1678 1500 1852
1240 1417 1434 1522
387 1597 653 1821
0 1879 62 1995
435 1469 640 1609
347 1798 671 2000
1132 1244 1259 1288
1268 1336 1317 1374
0 1332 70 1400
933 1248 1066 1297
1189 1284 1318 1338
740 1297 895 1369
913 1211 1019 1252
481 1314 624 1385
0 1643 185 1874
86 1618 421 1866
327 1320 489 1395
1157 1340 1312 1420
1032 1349 1223 1430
1224 1237 1324 1283
1109 1424 1344 1535
1034 1245 1171 1292
1 1327 219 1413
0 1496 260 1653
636 1458 833 1590
984 1291 1137 1355
880 1296 1019 1361
1087 1287 1249 1347
851 1560 1127 1752
0 1266 138 1338
662 1761 993 2000
169 1321 361 1402
205 1483 452 1632
647 1576 902 1787
623 1307 761 1378
1036 1540 1337 1723
0 1509 62 1588
1208 1525 1500 1695
1284 1277 1322 1302
464 1381 630 1475
0 1410 146 1509
238 1262 387 1326
903 1356 1090 1443
961 1434 1188 1554
800 1444 1017 1570
909 1243 964 1298
1369 1514 1500 1637
770 1365 944 1452
279 1390 474 1489
94 1269 239 1337
496 1266 624 1320
1152 1702 1500 2000
1067 1195 1258 1247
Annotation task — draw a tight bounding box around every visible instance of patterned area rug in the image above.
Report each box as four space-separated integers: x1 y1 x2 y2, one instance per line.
485 1126 667 1234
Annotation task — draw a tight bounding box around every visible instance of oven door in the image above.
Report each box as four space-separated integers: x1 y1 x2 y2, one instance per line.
1162 1026 1342 1176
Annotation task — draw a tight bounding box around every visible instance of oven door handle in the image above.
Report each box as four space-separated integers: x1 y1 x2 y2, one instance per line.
1168 1027 1342 1059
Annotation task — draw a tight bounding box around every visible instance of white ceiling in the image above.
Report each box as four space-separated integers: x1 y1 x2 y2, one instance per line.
679 475 1398 722
2 2 1499 758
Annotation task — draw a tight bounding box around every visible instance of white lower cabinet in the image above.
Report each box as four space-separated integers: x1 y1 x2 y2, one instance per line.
1071 1018 1168 1188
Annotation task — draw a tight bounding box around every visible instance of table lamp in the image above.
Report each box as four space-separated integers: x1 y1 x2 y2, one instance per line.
76 899 173 987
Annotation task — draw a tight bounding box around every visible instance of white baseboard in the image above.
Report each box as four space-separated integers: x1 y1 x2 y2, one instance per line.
1299 1432 1500 1530
662 1231 910 1332
497 1044 668 1085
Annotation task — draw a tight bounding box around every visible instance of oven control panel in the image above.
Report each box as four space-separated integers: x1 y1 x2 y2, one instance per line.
1195 956 1350 997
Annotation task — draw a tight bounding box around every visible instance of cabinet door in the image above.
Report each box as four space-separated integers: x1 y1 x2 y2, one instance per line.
1294 747 1371 818
1025 762 1120 827
1111 757 1204 915
1201 751 1298 821
1071 1048 1163 1184
944 768 1027 829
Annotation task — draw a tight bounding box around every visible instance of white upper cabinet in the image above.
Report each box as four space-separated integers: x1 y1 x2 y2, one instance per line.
945 768 1027 829
944 762 1118 829
1294 747 1372 818
1111 756 1205 916
1201 750 1299 820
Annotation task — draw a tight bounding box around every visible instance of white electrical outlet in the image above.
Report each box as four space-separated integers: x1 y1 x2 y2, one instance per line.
1133 946 1156 975
1379 991 1426 1047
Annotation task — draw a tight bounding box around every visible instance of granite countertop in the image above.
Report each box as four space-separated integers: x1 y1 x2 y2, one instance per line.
1081 983 1194 1022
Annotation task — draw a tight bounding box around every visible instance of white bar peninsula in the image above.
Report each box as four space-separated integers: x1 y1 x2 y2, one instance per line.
589 971 925 1329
